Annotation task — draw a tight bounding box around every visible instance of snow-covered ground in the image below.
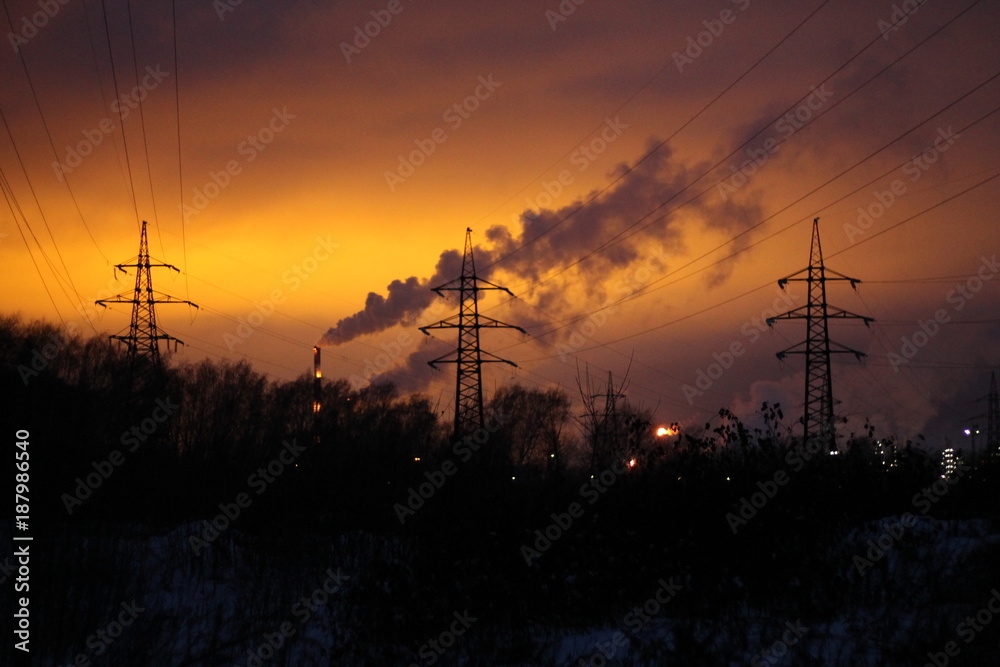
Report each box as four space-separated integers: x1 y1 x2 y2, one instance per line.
8 516 1000 666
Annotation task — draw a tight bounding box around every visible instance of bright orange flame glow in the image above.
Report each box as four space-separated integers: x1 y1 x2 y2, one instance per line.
656 426 677 437
628 458 637 468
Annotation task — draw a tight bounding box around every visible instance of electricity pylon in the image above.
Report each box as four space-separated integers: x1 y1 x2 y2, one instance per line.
420 228 525 439
988 371 999 459
767 218 873 453
96 220 198 386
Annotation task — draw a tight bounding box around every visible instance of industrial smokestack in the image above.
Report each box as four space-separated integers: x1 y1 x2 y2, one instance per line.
313 345 322 414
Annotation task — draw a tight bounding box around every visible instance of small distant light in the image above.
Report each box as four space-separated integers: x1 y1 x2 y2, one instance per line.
511 476 516 481
726 476 730 481
964 429 971 436
413 457 421 462
628 458 637 468
549 453 555 458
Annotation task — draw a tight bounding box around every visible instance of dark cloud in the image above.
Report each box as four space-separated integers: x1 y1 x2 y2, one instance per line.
323 137 764 349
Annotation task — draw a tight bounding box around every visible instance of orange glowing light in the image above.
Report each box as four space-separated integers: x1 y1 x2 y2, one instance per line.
628 458 637 468
656 423 680 437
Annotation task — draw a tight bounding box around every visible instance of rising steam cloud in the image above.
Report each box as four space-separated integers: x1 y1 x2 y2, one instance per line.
321 140 762 348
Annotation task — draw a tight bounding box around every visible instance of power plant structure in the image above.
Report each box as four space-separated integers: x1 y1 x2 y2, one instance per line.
313 345 322 415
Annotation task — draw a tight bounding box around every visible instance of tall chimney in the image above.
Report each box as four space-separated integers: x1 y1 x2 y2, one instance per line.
313 346 322 414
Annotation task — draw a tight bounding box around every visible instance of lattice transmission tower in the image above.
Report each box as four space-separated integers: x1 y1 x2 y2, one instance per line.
96 220 198 385
420 228 525 439
988 371 999 459
767 218 873 453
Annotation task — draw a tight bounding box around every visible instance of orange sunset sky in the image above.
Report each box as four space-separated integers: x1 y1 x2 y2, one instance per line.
2 0 998 447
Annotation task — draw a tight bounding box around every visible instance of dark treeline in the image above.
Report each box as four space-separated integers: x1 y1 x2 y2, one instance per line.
3 314 1000 665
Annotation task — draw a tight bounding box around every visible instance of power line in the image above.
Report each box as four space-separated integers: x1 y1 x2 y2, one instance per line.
1 0 112 265
171 0 190 302
488 0 983 278
99 0 140 223
484 91 1000 356
503 1 992 300
486 0 837 270
124 0 162 238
